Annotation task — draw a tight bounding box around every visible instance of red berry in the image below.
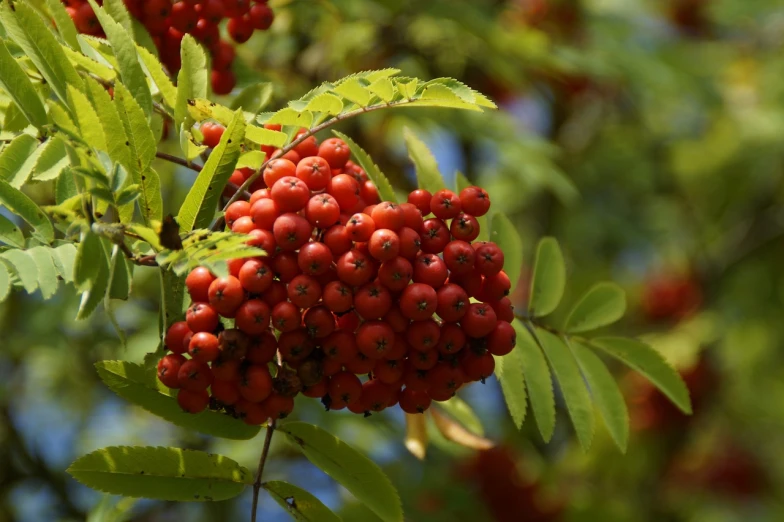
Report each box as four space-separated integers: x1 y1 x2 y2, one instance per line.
368 229 400 262
212 40 236 71
399 388 432 414
235 398 268 425
323 224 353 257
346 213 376 242
200 121 225 148
303 305 335 338
377 257 413 292
420 218 450 254
208 276 245 317
317 138 351 169
262 394 295 420
278 329 315 363
250 198 280 231
231 215 255 234
271 301 301 332
371 202 405 231
158 354 186 388
461 303 498 338
212 379 241 405
212 358 241 381
430 189 462 220
361 379 395 412
383 306 410 334
263 158 297 187
260 281 287 308
328 371 362 404
473 242 505 276
247 331 278 364
487 321 516 356
298 242 333 276
490 297 515 323
354 282 392 320
188 332 221 363
165 321 192 354
436 283 470 322
437 322 466 355
459 186 491 216
461 351 496 382
227 16 254 43
336 249 376 287
407 319 441 352
171 1 199 32
399 202 424 231
238 258 273 293
296 156 332 191
482 271 512 301
407 189 432 215
192 18 220 47
306 194 341 228
248 3 274 30
400 283 438 321
413 253 448 288
271 176 310 213
225 200 251 227
323 329 358 363
186 302 220 333
443 240 476 275
239 364 273 403
410 348 439 371
272 213 313 251
235 299 271 335
293 131 319 158
177 389 209 413
450 213 481 242
287 275 322 309
356 321 396 359
374 358 406 384
327 174 361 211
398 227 422 260
178 360 214 392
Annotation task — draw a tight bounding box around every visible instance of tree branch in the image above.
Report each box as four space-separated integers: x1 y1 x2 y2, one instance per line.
155 151 202 172
251 421 277 522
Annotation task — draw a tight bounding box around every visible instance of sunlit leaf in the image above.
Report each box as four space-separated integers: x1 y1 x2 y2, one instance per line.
175 35 207 126
45 0 80 49
0 134 39 188
494 344 527 429
263 481 342 522
0 39 48 129
564 282 626 333
403 128 444 194
28 246 59 300
67 446 252 501
514 320 555 441
0 250 38 294
0 214 24 248
0 178 54 243
528 237 565 317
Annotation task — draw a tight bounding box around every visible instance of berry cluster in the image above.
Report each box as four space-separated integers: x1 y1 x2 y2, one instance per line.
158 132 516 424
61 0 274 94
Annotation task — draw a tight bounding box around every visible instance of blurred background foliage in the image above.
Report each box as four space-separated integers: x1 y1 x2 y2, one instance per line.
2 0 784 520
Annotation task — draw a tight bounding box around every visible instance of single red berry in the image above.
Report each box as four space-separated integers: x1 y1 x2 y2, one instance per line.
346 213 376 242
293 131 319 158
158 354 186 388
303 305 335 338
400 283 438 321
398 227 422 260
404 366 430 392
211 379 241 405
171 1 199 32
227 16 254 43
278 329 315 363
487 321 516 356
263 158 297 187
413 253 448 288
450 213 481 242
354 282 393 320
287 275 322 309
322 280 353 313
217 328 249 360
420 218 450 254
361 379 395 412
235 299 271 335
247 331 278 364
271 252 301 283
490 297 515 323
371 202 405 231
298 242 333 276
426 363 464 400
459 186 491 216
239 364 273 403
212 358 241 382
178 359 214 392
430 189 462 220
336 310 360 331
198 0 225 23
336 249 376 287
208 276 245 317
383 306 410 334
326 174 360 211
317 138 351 169
361 181 380 204
374 359 406 384
271 301 302 332
263 393 295 420
186 302 220 333
323 329 358 363
260 281 288 308
407 319 441 352
231 215 255 234
399 388 432 414
377 257 413 292
368 229 401 263
296 156 332 191
461 303 498 338
212 40 236 71
201 122 225 148
436 283 470 322
323 224 353 257
225 200 251 228
473 242 505 276
399 202 424 231
437 322 467 355
165 321 192 354
443 240 477 275
410 348 439 371
407 189 432 215
448 270 483 298
238 258 273 293
250 198 280 231
272 213 313 251
192 18 220 48
302 376 329 399
177 388 210 413
482 271 512 301
306 194 341 229
385 333 409 360
461 350 496 382
235 398 268 425
189 332 221 363
248 2 274 30
246 229 276 253
271 176 310 213
356 320 396 359
328 371 363 404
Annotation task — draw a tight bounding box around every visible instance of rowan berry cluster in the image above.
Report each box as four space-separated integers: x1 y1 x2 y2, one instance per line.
158 132 516 424
61 0 274 94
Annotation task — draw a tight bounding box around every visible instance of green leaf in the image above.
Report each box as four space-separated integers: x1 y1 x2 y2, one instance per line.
590 337 692 414
0 134 39 188
333 78 371 107
396 79 418 100
303 93 343 115
88 0 152 116
280 422 403 522
0 1 81 106
408 84 483 112
77 238 110 320
28 246 59 299
47 100 78 134
32 137 70 181
514 320 555 441
490 213 523 292
64 46 117 82
236 151 266 171
177 111 246 232
528 237 565 317
535 328 594 450
564 282 626 333
0 39 48 129
263 481 342 522
434 396 484 436
107 245 132 300
230 82 273 114
0 250 38 294
175 34 208 126
45 0 80 49
455 172 488 242
74 230 103 292
136 44 177 110
572 341 629 452
103 0 133 32
494 344 527 429
0 214 25 248
113 83 159 225
421 78 497 109
67 446 252 501
333 131 397 204
68 84 108 154
0 178 54 243
160 269 186 334
96 360 260 439
0 262 10 301
51 243 77 283
367 78 394 102
403 128 444 193
262 107 313 128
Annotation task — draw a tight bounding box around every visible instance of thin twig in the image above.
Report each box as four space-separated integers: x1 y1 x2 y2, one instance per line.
155 151 202 172
251 421 277 522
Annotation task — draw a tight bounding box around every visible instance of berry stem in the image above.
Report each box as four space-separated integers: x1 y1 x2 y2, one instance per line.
250 420 277 522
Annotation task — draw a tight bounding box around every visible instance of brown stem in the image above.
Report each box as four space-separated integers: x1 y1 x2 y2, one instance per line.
155 151 202 172
251 421 277 522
